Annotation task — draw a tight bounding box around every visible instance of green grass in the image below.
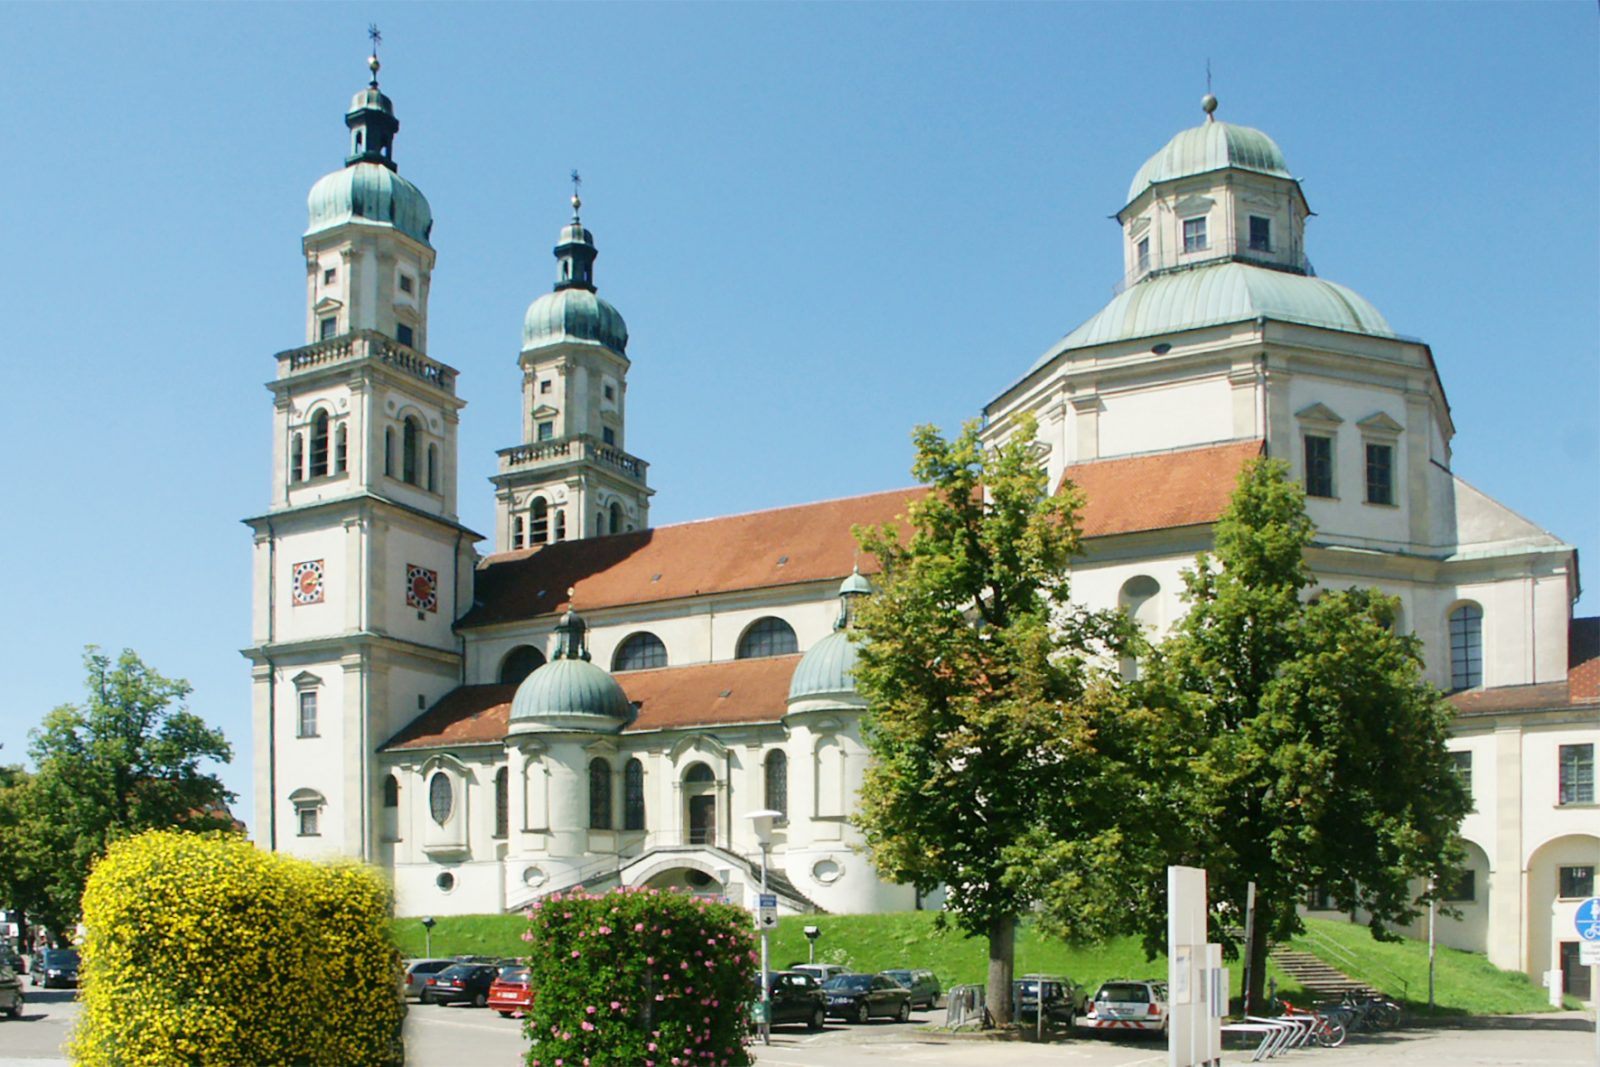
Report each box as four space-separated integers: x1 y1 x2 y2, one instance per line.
1290 917 1570 1014
393 910 1301 1002
393 910 1565 1017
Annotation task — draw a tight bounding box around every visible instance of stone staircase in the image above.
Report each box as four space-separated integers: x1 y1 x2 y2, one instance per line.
1269 947 1380 999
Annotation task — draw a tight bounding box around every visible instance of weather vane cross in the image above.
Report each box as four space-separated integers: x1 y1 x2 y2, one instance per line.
1206 58 1212 95
570 170 583 216
369 24 383 55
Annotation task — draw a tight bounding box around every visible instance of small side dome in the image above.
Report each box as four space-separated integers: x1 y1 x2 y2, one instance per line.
307 163 434 246
508 609 635 734
786 629 864 707
1126 120 1291 207
522 288 629 354
838 571 872 598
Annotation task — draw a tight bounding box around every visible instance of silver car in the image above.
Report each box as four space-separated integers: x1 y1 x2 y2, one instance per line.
403 958 457 1000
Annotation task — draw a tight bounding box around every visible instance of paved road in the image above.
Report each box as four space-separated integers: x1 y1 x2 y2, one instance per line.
4 992 1593 1067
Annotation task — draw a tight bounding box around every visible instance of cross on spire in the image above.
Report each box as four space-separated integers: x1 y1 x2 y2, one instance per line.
367 24 383 86
570 169 583 219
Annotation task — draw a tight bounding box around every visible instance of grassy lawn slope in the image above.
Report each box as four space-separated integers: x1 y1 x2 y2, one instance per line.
393 910 1559 1015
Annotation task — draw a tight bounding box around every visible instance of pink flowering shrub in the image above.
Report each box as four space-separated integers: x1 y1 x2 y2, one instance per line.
522 886 756 1067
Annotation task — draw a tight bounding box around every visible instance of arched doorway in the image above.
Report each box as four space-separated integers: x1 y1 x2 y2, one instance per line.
1527 833 1599 995
682 762 716 846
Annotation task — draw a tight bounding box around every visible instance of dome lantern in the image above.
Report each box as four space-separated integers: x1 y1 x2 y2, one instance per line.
508 605 636 735
521 183 629 355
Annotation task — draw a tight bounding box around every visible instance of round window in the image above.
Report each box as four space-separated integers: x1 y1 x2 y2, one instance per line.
685 869 714 888
522 866 547 888
811 859 843 885
428 772 452 826
436 871 456 892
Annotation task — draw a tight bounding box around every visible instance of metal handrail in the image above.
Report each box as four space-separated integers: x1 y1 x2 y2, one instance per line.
1291 928 1409 1003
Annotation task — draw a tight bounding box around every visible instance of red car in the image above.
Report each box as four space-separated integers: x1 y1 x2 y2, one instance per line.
488 965 533 1017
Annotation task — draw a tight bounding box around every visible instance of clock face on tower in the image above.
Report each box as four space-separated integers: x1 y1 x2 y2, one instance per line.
292 560 325 605
406 563 439 613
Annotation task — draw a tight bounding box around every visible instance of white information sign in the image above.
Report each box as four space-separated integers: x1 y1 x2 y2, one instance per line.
757 893 778 929
1581 941 1600 966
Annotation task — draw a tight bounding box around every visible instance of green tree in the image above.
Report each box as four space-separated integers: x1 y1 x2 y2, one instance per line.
15 648 235 933
1139 458 1469 1011
850 416 1132 1025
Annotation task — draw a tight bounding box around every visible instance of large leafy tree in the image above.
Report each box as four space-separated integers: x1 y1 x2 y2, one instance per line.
850 416 1132 1024
7 648 235 934
1138 459 1469 1010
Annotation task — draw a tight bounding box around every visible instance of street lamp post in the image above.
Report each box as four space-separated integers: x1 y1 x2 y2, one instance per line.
803 925 820 964
421 916 436 958
745 809 785 1048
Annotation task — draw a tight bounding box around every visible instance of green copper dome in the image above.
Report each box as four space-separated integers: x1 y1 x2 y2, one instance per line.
1126 120 1291 207
523 288 629 354
787 630 864 705
307 163 434 246
508 610 635 734
1027 261 1394 375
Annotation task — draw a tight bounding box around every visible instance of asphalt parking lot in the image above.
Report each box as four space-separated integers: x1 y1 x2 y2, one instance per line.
2 992 1593 1066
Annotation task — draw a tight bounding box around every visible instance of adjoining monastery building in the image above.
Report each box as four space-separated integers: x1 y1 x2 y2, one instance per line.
245 69 1598 997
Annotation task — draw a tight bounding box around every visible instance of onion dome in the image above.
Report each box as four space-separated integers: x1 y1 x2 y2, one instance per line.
787 572 871 708
509 609 635 734
522 192 629 355
305 55 433 246
1125 117 1291 209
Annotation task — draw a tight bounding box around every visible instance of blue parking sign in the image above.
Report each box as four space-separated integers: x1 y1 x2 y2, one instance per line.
1576 898 1600 942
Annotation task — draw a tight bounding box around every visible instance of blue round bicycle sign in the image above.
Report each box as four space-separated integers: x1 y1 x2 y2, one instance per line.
1576 897 1600 941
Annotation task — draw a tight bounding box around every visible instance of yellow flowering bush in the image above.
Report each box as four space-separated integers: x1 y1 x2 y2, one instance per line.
72 830 404 1066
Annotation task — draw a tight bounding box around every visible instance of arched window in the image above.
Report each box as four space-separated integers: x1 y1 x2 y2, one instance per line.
531 498 550 544
512 516 525 550
612 632 667 672
499 645 546 686
290 432 305 484
426 443 439 492
1449 603 1484 691
402 417 421 485
554 511 567 541
428 772 452 826
684 762 715 785
381 774 400 841
624 758 645 831
737 617 798 659
494 767 509 838
1117 576 1162 681
765 750 788 819
308 411 330 478
588 758 612 829
382 774 400 808
384 427 396 477
609 501 623 535
682 761 716 845
333 424 348 474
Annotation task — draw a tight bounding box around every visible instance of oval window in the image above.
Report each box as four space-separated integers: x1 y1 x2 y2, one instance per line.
811 859 843 885
436 871 456 892
523 866 547 888
428 772 453 826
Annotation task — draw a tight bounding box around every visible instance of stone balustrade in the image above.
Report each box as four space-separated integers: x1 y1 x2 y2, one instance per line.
275 329 456 393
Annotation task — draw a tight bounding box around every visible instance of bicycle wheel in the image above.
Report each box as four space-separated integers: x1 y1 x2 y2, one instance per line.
1317 1019 1347 1048
1373 1001 1401 1029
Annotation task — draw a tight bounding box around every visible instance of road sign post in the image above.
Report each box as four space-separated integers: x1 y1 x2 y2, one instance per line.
1576 898 1599 1062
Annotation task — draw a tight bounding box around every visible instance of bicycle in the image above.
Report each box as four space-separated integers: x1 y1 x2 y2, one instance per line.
1273 996 1347 1048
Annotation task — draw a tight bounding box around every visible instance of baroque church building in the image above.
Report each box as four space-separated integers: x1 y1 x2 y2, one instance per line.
246 69 1598 998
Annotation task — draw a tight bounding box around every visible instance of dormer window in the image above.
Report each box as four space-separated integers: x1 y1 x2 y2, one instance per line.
1249 216 1272 252
1182 217 1208 253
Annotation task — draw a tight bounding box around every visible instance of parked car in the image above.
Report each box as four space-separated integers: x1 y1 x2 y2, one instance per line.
421 962 500 1007
880 968 940 1010
789 962 849 984
1013 974 1087 1030
759 970 827 1031
488 965 533 1017
1083 979 1168 1036
403 958 457 1000
30 949 78 989
821 973 912 1024
0 961 23 1019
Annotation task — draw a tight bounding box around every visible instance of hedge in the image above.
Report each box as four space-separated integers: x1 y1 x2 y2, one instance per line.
523 887 758 1067
72 830 404 1066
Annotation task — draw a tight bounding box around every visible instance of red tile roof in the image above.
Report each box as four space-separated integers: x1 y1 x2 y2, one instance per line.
1061 439 1264 538
460 488 926 630
381 657 801 751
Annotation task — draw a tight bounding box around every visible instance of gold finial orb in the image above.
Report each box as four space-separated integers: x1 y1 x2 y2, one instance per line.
1201 93 1218 119
571 193 582 213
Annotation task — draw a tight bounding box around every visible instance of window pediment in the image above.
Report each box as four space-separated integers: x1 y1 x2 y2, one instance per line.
313 296 344 314
1295 402 1343 426
1127 216 1151 239
291 671 323 689
1174 194 1215 216
531 404 560 419
1357 411 1404 436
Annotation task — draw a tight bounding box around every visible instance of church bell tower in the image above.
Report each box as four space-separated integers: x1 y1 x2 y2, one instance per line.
244 46 479 862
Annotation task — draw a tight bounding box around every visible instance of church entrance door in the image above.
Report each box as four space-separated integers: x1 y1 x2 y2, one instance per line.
687 794 716 846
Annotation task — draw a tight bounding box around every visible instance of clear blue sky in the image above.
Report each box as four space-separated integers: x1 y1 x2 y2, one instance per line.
2 3 1595 831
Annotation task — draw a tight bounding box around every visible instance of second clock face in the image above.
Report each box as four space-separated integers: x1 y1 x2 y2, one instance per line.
292 560 325 605
406 563 438 613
